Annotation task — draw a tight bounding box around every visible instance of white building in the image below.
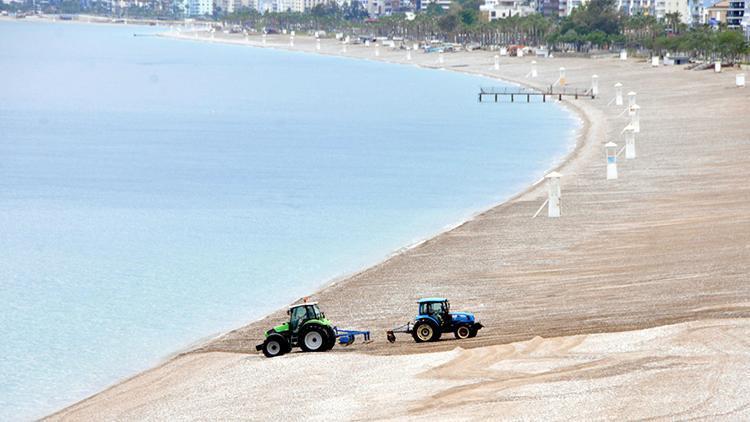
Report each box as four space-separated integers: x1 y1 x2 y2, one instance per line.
419 0 452 10
184 0 213 15
663 0 691 22
727 1 747 28
557 0 587 16
480 0 535 19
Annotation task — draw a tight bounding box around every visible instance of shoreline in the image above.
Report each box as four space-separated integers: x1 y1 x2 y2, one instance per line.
39 30 593 419
47 30 750 419
158 30 591 344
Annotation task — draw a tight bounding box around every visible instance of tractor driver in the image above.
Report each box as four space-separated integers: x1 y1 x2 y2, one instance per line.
427 302 450 327
289 306 307 333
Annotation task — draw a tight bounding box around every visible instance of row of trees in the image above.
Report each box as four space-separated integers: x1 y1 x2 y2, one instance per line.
220 0 748 61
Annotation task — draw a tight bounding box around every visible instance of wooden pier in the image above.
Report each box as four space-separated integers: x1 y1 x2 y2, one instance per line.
478 86 595 103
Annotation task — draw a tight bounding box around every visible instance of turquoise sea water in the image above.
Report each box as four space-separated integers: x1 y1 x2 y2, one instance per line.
0 20 576 420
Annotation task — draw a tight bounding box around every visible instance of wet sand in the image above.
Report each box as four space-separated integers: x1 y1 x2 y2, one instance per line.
48 33 750 419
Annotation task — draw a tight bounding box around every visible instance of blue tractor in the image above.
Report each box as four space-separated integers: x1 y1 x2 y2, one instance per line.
386 298 483 343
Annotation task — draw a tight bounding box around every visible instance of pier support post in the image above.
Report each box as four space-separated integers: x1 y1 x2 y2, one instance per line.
624 125 636 159
531 60 538 78
738 73 746 87
494 55 500 70
606 142 618 180
591 75 599 97
546 172 562 218
615 83 623 106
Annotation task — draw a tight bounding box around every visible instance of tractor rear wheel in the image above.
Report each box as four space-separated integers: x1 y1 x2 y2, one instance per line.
412 320 439 343
454 325 471 339
322 326 336 351
299 324 330 352
262 334 288 358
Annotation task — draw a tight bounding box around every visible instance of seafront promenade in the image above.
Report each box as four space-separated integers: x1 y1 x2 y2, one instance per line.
49 33 750 420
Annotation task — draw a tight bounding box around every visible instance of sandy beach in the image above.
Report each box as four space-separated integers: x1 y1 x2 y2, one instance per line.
48 32 750 420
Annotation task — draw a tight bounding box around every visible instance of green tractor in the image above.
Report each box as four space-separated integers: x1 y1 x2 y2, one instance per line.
256 301 371 358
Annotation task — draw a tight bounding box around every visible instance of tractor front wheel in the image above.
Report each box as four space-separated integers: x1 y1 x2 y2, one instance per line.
300 325 330 352
454 325 471 339
412 321 439 343
262 334 289 358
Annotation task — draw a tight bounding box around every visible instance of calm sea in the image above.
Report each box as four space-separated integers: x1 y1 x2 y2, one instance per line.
0 19 576 420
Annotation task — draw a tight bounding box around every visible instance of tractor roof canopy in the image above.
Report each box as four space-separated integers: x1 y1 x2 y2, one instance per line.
418 297 447 304
289 302 318 309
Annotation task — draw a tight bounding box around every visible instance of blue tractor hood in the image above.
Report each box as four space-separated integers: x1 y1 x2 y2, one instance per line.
450 312 475 323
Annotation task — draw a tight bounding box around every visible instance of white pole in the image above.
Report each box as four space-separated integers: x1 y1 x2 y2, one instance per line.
606 142 618 180
620 49 627 60
290 36 294 47
591 75 599 97
738 73 746 87
406 50 411 60
615 83 623 105
531 60 537 78
624 125 636 159
375 46 379 57
630 104 641 133
316 39 321 51
715 61 721 73
494 55 500 70
262 33 266 45
628 91 637 109
559 67 566 86
546 172 562 218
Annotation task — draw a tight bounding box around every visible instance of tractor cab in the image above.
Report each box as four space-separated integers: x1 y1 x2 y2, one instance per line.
287 302 324 334
417 298 452 328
